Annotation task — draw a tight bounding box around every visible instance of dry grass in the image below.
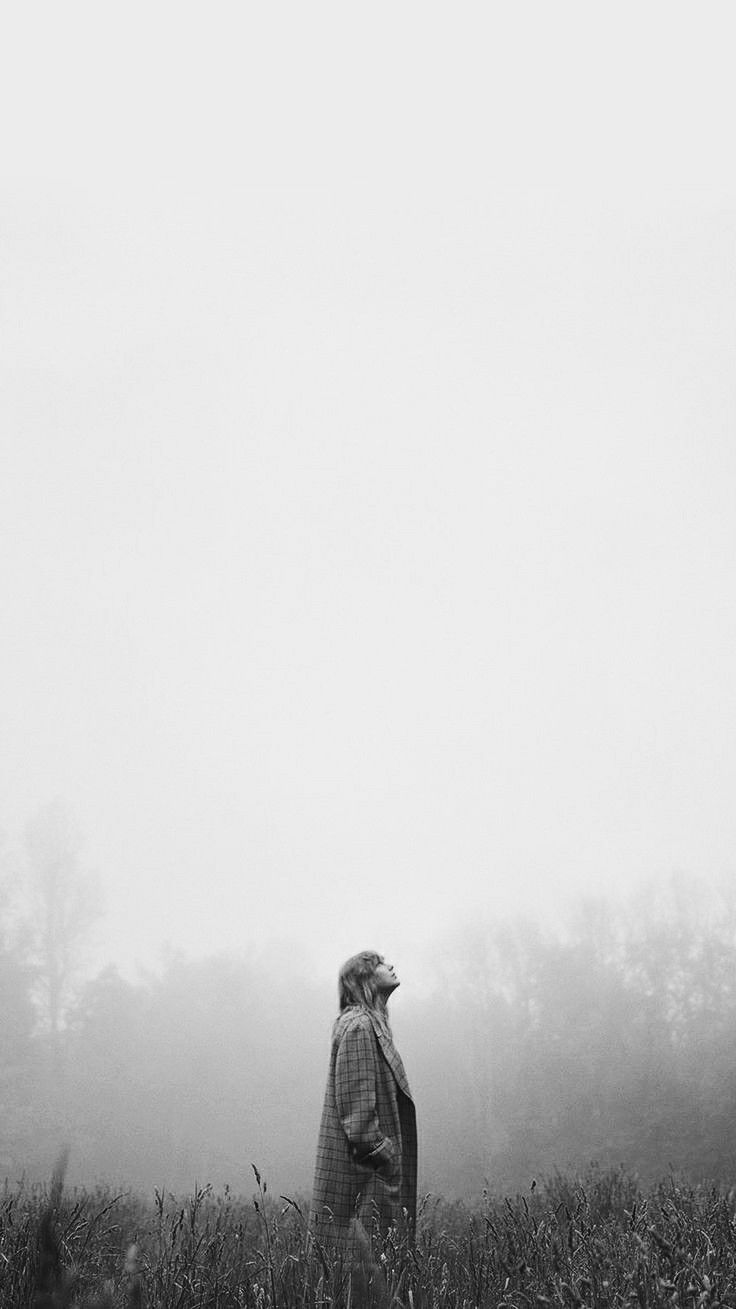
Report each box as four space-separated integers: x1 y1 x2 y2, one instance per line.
4 1160 736 1307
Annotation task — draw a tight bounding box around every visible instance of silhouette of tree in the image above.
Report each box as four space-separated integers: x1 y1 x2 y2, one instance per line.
0 880 36 1173
24 803 101 1047
415 879 736 1193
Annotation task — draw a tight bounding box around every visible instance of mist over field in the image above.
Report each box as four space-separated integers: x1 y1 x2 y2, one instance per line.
2 5 736 1208
3 812 736 1201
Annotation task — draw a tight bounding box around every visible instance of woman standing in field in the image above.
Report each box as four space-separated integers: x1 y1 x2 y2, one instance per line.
311 951 417 1295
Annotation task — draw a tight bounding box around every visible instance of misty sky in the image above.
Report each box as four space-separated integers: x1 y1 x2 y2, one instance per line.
2 6 735 984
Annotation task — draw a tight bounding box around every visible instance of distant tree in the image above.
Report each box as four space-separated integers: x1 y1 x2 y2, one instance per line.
59 949 331 1192
619 875 736 1178
416 879 736 1193
24 803 101 1047
0 868 37 1173
623 875 736 1053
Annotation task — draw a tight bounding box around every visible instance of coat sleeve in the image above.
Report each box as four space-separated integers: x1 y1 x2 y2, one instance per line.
334 1020 396 1177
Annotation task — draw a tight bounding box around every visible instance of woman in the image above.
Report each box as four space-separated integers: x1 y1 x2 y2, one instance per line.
311 951 417 1265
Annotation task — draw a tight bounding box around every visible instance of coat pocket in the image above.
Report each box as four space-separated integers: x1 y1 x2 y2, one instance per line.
358 1134 396 1180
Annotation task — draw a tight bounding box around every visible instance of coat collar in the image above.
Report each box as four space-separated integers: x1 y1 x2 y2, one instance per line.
365 1011 414 1102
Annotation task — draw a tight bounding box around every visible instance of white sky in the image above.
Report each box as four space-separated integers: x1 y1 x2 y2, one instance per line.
1 5 735 983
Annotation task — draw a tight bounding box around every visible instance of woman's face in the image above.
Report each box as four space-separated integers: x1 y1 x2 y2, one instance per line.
374 958 399 996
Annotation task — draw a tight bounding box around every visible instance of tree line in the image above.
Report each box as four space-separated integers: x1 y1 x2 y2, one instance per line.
3 804 736 1197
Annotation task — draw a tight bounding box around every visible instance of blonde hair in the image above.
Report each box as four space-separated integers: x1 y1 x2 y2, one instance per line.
338 950 381 1009
338 950 392 1034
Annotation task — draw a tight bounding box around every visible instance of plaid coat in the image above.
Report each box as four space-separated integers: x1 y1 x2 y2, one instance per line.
311 1005 417 1245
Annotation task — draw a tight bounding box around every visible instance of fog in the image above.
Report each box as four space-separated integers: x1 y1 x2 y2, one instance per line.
2 6 736 1198
4 840 736 1199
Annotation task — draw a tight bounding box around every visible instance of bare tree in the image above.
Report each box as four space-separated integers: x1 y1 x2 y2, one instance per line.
24 803 101 1046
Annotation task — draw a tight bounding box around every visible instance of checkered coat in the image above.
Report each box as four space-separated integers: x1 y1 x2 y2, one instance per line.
311 1005 417 1245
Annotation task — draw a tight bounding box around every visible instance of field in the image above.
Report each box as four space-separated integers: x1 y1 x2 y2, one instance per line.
3 1162 736 1307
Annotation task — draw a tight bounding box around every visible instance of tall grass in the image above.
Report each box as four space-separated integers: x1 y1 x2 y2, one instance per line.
4 1162 736 1307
